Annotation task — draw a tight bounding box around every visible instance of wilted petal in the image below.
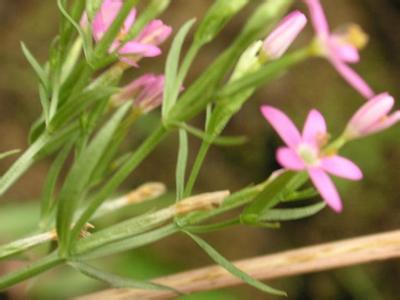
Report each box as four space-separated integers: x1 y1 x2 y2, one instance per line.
302 109 327 147
304 0 330 38
308 168 343 212
262 10 307 59
321 155 363 180
276 147 305 170
329 57 374 98
260 105 302 148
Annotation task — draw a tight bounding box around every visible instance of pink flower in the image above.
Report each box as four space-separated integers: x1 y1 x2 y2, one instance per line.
113 74 165 113
262 10 307 60
261 105 363 212
344 93 400 139
91 0 172 66
304 0 374 98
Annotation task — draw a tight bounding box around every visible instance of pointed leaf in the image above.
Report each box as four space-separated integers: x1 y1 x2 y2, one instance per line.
162 19 196 118
21 42 49 92
259 202 326 221
184 231 286 296
70 261 178 292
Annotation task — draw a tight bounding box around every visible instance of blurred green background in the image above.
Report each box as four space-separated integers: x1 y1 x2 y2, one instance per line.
1 0 400 299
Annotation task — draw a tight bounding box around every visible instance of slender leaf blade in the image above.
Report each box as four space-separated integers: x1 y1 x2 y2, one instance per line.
184 232 286 296
70 261 178 292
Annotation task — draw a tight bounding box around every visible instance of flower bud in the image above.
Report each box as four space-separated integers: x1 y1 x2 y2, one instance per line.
261 10 307 60
344 93 400 139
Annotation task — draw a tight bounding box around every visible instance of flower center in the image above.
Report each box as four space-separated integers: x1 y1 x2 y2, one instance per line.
297 144 319 166
334 23 369 50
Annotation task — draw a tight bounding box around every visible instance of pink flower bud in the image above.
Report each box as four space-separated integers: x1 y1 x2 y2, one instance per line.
262 11 307 60
113 74 165 113
345 93 400 139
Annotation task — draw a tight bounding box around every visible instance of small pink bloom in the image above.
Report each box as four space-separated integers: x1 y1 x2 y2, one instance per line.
262 10 307 60
304 0 374 98
113 74 165 113
345 93 400 139
90 0 172 66
261 105 362 212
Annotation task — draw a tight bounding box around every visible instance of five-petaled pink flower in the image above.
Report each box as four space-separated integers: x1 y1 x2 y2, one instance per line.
113 74 165 113
344 93 400 139
262 10 307 60
261 105 363 212
92 0 172 66
304 0 373 98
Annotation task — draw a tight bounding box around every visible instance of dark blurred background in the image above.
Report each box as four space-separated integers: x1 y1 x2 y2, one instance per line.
1 0 400 299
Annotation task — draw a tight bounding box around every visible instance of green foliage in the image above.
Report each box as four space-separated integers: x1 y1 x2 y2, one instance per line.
0 0 336 295
184 232 286 296
69 260 177 292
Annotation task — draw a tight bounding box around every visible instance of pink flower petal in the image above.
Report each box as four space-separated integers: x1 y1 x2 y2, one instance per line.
329 57 374 98
304 0 330 38
308 168 343 212
302 109 327 147
260 106 302 148
119 42 161 57
320 155 363 180
276 147 305 170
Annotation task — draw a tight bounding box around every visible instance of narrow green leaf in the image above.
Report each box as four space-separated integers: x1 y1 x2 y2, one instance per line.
260 202 326 222
184 232 286 296
0 133 51 197
56 104 130 253
0 232 54 261
175 122 247 146
0 253 63 291
75 224 178 259
176 129 189 201
162 19 196 118
69 261 178 292
282 188 318 202
57 0 93 62
40 144 72 227
0 150 20 161
20 42 49 92
241 171 301 224
183 218 240 234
